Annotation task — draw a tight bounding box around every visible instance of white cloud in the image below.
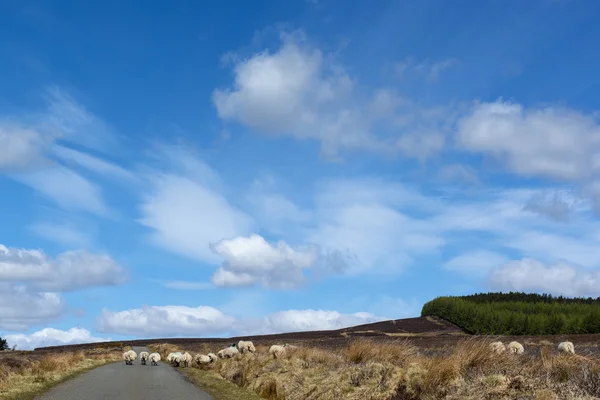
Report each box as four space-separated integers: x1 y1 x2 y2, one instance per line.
308 179 445 275
488 258 600 297
212 30 450 160
238 309 386 335
139 174 253 263
5 327 105 350
443 250 509 278
0 284 64 331
0 123 52 170
96 305 236 337
456 100 600 181
95 304 385 337
210 234 344 289
13 166 108 216
0 244 127 292
52 145 135 182
41 86 117 152
522 190 579 222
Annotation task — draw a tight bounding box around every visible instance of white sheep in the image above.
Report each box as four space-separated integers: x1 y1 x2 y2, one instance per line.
489 341 506 354
237 340 256 353
139 351 149 365
123 350 137 365
180 352 193 367
194 353 217 365
557 341 575 354
269 344 285 359
149 352 161 366
167 351 182 366
217 344 240 359
507 341 524 354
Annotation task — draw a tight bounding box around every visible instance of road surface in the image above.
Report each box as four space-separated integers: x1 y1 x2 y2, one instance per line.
37 346 213 400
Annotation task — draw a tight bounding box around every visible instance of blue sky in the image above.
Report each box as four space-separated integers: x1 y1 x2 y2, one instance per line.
1 0 600 349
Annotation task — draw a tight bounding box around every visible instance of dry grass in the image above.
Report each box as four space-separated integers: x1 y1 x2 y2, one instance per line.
152 337 600 400
0 347 121 400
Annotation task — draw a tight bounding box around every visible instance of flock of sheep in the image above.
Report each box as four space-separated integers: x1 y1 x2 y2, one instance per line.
122 340 296 367
121 339 577 367
489 340 576 355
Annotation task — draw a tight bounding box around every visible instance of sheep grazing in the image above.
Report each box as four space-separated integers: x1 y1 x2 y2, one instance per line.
123 350 137 365
194 353 216 365
139 351 149 365
269 344 285 359
489 341 506 354
149 352 161 366
217 344 240 359
558 341 575 354
507 341 524 354
180 352 193 367
237 340 256 354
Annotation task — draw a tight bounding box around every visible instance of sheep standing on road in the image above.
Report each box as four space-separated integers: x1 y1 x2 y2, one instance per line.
139 351 149 365
237 340 256 354
558 341 575 354
167 352 182 366
507 341 524 354
218 344 240 359
149 352 161 366
489 341 506 354
123 350 137 365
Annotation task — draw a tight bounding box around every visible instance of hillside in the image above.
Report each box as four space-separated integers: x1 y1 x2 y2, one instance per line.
422 292 600 335
34 316 465 351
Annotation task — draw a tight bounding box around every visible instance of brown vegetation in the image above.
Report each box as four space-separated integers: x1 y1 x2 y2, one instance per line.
151 337 600 400
0 345 122 400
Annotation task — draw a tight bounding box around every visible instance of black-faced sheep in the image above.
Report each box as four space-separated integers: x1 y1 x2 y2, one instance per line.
123 350 137 365
149 352 161 366
507 341 524 354
139 351 149 365
237 340 256 353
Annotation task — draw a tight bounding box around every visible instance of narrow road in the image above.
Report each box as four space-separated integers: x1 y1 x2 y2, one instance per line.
36 346 213 400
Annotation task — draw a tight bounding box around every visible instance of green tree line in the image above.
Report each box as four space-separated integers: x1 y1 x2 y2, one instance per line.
421 292 600 335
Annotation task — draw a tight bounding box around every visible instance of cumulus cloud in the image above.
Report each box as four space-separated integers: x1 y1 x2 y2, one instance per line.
456 100 600 181
488 258 600 297
0 284 64 331
96 305 236 337
5 327 105 350
209 234 347 289
0 244 127 292
96 305 385 337
213 30 451 160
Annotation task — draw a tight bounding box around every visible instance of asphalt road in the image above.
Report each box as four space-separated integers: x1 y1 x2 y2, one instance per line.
36 346 213 400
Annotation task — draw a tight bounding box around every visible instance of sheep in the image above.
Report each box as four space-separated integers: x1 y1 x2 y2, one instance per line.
558 341 575 354
269 344 285 359
180 352 193 367
489 341 506 354
217 344 240 359
507 341 524 354
237 340 256 354
123 350 137 365
194 353 217 365
149 352 161 366
139 351 149 365
167 351 183 366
